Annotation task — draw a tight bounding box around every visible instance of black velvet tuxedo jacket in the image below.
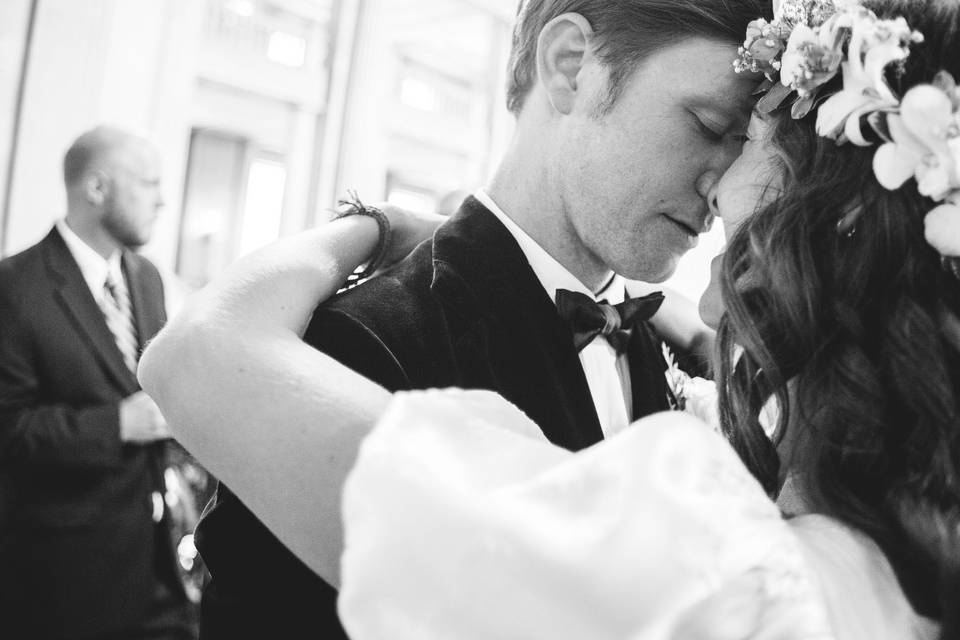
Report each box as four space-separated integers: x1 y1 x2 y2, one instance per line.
195 197 673 638
0 228 183 638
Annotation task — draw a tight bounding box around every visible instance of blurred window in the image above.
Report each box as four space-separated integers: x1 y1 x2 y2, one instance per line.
238 157 286 256
177 130 287 287
266 31 307 67
206 0 324 69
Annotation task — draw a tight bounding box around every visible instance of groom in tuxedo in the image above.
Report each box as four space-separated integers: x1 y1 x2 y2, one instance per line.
195 0 771 637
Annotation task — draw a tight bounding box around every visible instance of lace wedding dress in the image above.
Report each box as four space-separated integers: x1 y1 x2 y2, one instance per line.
338 389 939 640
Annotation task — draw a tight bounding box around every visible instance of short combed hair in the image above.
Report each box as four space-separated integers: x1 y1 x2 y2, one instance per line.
505 0 773 115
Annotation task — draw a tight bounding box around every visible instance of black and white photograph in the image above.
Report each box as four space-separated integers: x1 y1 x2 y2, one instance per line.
1 0 958 638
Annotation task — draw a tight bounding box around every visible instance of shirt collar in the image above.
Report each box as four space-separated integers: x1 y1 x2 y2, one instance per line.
473 189 624 305
56 219 123 300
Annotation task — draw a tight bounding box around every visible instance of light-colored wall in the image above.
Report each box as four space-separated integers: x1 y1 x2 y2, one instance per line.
0 0 33 251
329 0 392 208
2 0 203 267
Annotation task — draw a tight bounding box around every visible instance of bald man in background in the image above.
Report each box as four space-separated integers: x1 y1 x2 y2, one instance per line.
0 127 195 639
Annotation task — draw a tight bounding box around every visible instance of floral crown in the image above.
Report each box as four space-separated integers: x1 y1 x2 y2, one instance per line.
734 0 960 259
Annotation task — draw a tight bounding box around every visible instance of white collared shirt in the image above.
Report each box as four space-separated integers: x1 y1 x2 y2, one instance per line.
56 219 125 305
474 189 632 437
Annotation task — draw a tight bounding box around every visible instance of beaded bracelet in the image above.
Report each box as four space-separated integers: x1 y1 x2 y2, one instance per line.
334 191 391 287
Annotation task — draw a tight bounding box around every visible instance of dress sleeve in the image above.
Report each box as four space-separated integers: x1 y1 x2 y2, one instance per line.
339 389 834 640
789 515 941 640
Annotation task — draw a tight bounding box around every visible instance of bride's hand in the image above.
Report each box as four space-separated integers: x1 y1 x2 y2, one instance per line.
375 203 446 269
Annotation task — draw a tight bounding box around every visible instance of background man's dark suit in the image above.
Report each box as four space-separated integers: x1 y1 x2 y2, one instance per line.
0 228 186 638
195 197 674 639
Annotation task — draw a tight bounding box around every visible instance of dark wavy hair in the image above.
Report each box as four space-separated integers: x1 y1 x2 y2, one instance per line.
505 0 772 115
715 0 960 632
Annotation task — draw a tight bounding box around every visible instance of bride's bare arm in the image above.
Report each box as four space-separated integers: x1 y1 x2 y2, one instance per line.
139 209 439 586
626 281 716 365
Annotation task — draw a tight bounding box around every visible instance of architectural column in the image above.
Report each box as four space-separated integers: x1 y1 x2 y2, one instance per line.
281 105 318 235
0 0 35 256
316 0 392 218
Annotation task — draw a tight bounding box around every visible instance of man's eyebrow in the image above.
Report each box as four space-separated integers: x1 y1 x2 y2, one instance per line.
687 97 753 125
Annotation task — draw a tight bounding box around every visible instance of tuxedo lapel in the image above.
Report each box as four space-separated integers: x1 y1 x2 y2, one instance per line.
122 251 165 353
431 198 604 451
42 229 139 394
626 321 672 420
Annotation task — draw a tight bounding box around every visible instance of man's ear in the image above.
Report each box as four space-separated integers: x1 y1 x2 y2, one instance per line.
536 13 594 115
82 171 110 206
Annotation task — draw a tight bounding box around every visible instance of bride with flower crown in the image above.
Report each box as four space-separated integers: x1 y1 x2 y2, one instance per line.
140 0 960 638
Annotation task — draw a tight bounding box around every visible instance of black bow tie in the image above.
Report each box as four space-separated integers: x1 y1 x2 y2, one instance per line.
555 288 664 354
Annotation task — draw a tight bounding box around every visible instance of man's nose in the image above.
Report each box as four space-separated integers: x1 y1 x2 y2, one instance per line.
707 186 720 220
697 170 721 219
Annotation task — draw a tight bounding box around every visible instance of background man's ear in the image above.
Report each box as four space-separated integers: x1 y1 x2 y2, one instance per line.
82 171 110 207
536 13 594 115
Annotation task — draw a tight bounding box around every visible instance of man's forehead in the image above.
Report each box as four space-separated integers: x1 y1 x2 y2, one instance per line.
687 92 755 121
680 73 759 120
637 38 757 118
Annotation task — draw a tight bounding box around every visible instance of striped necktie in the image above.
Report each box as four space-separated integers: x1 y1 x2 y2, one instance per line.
101 270 140 372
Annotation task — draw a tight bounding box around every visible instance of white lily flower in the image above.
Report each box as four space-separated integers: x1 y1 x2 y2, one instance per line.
873 114 927 190
816 12 918 144
901 85 960 200
740 1 960 259
872 83 960 205
924 202 960 257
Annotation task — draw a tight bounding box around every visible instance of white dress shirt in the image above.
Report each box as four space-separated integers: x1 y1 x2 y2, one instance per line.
474 189 632 437
57 219 184 323
56 219 125 304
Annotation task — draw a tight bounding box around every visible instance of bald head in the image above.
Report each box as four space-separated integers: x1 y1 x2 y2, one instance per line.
62 126 164 256
63 126 154 188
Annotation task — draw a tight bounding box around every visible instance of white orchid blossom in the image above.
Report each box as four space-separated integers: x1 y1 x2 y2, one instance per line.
816 12 921 144
873 85 960 200
873 113 928 190
737 0 960 260
779 23 843 97
925 201 960 257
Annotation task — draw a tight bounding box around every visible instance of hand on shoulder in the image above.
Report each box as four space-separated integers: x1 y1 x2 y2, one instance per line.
374 203 446 269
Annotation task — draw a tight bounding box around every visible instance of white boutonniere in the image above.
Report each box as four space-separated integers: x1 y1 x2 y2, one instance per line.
662 344 720 431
